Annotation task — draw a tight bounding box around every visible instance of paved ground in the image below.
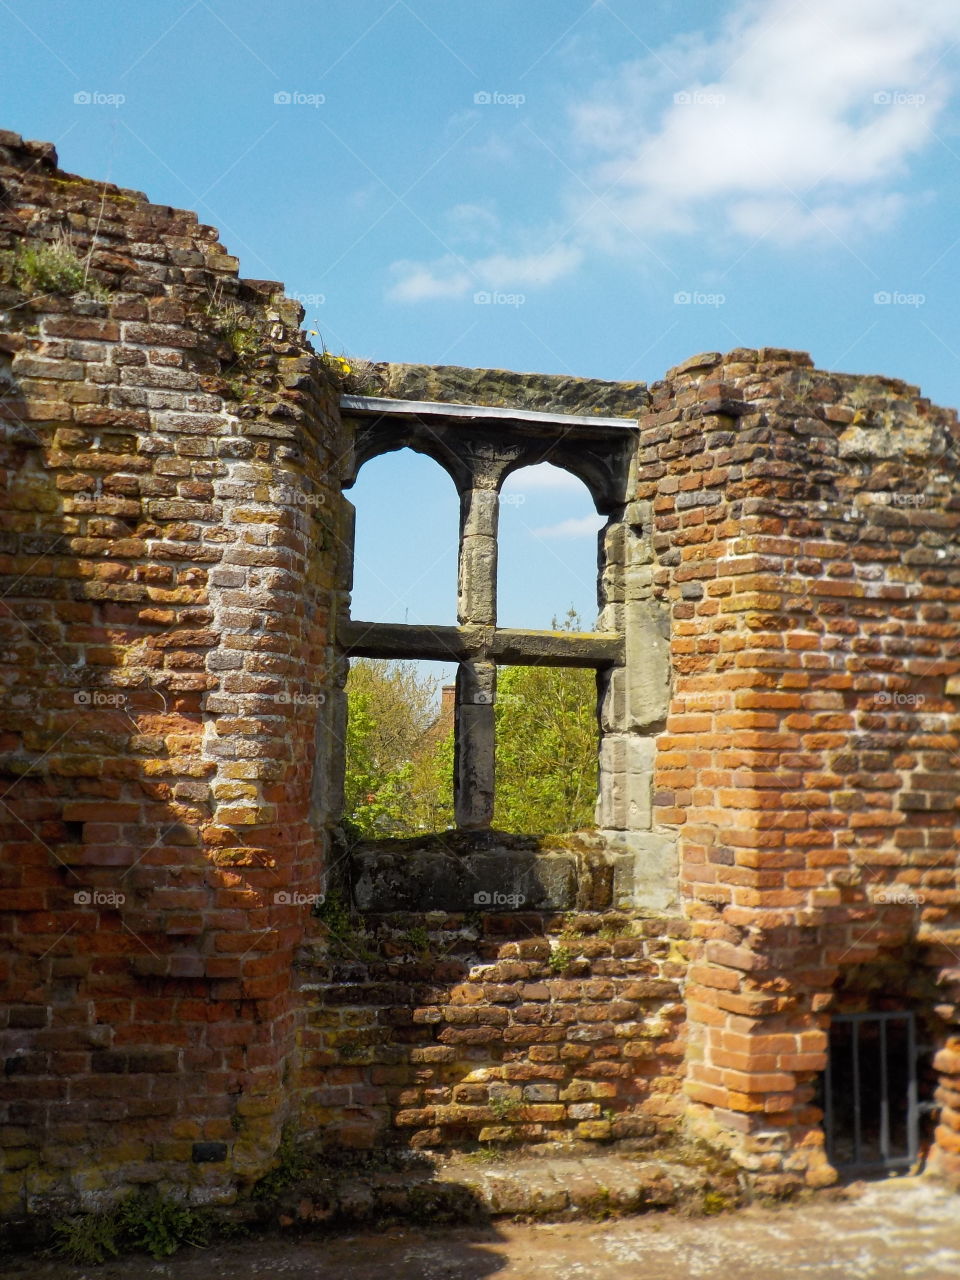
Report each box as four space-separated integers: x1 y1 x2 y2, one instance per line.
9 1177 960 1280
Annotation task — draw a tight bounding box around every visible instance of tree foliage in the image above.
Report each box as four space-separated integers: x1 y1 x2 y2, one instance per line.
343 659 453 838
342 614 598 838
493 661 598 833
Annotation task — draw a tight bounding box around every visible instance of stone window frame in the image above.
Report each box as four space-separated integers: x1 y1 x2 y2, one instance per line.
336 394 655 835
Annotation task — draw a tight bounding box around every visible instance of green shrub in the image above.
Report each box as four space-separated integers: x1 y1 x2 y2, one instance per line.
488 1094 522 1122
116 1190 211 1258
253 1129 311 1201
14 231 109 300
51 1190 213 1263
51 1212 120 1265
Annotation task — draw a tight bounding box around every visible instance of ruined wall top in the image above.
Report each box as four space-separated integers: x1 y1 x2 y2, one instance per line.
370 361 648 419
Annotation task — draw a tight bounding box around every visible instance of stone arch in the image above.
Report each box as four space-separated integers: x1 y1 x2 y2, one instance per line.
347 428 471 496
347 446 460 626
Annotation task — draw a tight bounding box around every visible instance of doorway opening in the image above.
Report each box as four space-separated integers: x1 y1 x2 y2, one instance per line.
823 1011 919 1175
818 949 941 1178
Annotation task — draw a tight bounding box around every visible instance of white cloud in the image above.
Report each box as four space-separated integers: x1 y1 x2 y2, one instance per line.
533 514 606 539
572 0 960 244
502 463 587 493
386 257 473 302
443 202 501 246
387 244 582 303
386 0 960 303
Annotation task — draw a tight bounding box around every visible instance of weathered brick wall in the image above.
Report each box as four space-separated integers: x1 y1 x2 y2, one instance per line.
0 130 343 1215
297 906 689 1150
3 126 960 1218
638 349 960 1187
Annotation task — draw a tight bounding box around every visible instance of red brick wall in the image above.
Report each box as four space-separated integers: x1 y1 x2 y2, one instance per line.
0 130 342 1214
640 349 960 1187
3 128 960 1216
297 907 689 1152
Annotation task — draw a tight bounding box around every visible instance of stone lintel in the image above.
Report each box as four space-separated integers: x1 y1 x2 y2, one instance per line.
341 394 638 431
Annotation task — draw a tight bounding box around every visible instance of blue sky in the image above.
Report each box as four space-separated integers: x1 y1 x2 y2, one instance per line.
3 0 960 684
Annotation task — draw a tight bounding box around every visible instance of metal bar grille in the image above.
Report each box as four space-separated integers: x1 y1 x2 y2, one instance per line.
825 1011 918 1175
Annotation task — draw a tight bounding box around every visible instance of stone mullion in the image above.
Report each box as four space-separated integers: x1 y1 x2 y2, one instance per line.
454 485 499 829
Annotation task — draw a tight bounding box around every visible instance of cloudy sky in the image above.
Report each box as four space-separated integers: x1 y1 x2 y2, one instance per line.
3 0 959 677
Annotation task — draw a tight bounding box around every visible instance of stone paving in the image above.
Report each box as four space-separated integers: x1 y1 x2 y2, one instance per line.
8 1177 960 1280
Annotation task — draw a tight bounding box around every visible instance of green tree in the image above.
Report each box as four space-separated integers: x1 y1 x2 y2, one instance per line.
343 659 453 837
493 649 598 834
342 613 599 839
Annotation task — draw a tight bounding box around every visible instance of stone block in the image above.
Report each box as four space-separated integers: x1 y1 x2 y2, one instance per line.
608 832 679 912
598 733 654 830
624 601 670 729
352 844 577 913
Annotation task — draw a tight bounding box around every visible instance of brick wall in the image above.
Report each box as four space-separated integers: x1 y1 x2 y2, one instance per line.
297 907 689 1151
638 349 960 1187
0 130 343 1215
3 129 960 1218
